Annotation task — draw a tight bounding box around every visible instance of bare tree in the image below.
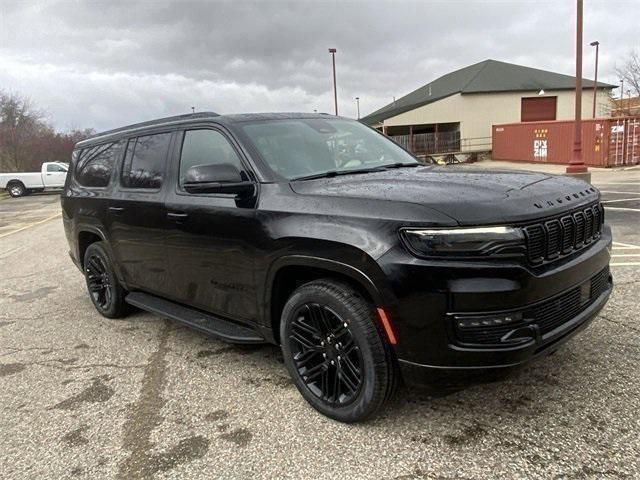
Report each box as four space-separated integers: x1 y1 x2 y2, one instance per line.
0 91 44 171
0 91 94 172
616 50 640 97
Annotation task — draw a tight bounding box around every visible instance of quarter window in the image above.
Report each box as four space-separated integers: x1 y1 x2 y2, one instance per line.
75 143 117 187
178 129 244 187
121 132 171 189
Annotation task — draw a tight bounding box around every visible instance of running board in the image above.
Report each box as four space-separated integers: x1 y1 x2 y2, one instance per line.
125 292 265 344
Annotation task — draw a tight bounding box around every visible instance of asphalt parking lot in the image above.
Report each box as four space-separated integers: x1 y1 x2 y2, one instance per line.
1 167 639 479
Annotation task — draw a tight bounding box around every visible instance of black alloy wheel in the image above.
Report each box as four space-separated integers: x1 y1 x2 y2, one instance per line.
289 303 364 406
86 253 112 310
83 241 128 318
281 279 398 423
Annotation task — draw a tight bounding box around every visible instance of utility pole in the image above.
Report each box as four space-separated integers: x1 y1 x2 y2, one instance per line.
590 41 599 118
355 97 360 119
329 48 338 115
566 0 589 182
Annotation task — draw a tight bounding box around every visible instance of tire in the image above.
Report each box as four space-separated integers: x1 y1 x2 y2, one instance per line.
83 241 128 318
7 181 26 197
280 279 398 423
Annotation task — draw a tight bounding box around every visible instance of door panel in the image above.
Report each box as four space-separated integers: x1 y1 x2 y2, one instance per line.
162 128 260 322
163 195 259 321
44 164 68 187
106 131 173 295
107 194 170 294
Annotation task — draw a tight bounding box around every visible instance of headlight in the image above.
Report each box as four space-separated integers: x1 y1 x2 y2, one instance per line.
400 226 525 257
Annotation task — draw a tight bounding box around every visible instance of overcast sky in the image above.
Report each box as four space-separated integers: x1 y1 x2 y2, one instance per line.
1 0 638 132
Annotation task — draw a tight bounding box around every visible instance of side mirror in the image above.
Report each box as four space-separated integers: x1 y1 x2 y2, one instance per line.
183 163 255 197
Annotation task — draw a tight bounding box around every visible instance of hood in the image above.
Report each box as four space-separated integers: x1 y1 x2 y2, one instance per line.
290 166 599 225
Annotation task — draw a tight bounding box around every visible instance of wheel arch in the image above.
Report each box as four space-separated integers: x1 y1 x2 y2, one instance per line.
77 227 107 269
6 179 26 196
264 255 386 345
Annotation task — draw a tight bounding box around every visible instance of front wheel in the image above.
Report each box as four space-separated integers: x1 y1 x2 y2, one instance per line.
280 279 398 423
84 242 128 318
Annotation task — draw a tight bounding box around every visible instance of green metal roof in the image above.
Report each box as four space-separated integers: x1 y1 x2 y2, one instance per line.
360 59 616 126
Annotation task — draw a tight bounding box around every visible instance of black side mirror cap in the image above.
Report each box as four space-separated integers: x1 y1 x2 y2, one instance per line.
183 163 256 197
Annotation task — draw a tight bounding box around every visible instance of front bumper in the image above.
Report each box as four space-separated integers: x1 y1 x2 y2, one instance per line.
398 282 611 386
377 225 613 385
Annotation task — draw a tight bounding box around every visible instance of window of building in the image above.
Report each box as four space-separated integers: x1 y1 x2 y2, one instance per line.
121 132 171 189
75 143 117 187
178 129 244 187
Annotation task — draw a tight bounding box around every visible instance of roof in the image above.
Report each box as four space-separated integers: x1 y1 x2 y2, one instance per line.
360 59 617 126
77 111 339 147
613 96 640 107
78 111 220 146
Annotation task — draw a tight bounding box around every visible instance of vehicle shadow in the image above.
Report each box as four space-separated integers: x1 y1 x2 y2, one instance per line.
161 315 567 423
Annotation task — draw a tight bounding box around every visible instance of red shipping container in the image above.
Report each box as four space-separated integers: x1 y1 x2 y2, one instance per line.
492 117 640 167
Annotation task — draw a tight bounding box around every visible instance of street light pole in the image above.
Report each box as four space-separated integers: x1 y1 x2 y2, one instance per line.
590 41 599 118
566 0 589 180
355 97 360 119
329 48 338 116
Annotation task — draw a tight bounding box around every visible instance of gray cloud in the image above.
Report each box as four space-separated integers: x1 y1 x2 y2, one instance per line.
0 0 638 131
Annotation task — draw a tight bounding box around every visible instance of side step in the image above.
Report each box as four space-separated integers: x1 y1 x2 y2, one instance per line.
125 292 265 344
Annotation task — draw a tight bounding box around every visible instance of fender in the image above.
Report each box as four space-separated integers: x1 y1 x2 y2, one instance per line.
74 224 129 289
263 254 387 323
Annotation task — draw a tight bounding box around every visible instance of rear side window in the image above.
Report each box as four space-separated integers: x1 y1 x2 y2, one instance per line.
178 129 244 187
75 143 117 187
121 132 171 189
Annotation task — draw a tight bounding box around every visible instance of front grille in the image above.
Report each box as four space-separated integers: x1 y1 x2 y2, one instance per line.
454 267 611 346
524 203 604 265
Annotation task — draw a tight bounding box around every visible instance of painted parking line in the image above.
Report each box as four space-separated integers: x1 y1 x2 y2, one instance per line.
596 182 640 185
0 213 61 239
601 197 640 204
605 206 640 212
613 241 640 249
600 190 640 195
610 262 640 266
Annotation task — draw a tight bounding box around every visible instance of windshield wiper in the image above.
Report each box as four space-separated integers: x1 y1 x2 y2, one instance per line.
380 162 421 169
292 167 386 181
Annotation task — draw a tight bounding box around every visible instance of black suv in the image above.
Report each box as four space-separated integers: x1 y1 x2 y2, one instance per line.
62 112 612 422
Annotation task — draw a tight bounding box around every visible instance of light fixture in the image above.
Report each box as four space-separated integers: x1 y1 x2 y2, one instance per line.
538 89 545 96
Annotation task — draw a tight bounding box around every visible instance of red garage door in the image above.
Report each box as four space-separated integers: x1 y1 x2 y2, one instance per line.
521 96 557 122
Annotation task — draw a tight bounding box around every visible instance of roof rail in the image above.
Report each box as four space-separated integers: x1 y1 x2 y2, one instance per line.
84 111 220 142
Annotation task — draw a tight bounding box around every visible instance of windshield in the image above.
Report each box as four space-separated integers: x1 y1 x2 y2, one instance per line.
240 118 418 180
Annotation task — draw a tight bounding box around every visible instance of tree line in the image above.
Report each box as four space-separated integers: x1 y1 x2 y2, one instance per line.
0 91 95 172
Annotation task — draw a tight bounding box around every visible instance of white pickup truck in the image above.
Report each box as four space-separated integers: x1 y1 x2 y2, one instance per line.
0 162 69 197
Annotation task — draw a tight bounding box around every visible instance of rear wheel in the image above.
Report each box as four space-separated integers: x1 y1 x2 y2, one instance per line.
7 181 26 197
280 279 397 422
84 242 128 318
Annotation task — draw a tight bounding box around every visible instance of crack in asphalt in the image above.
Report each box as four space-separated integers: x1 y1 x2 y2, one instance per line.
117 321 210 479
599 314 640 333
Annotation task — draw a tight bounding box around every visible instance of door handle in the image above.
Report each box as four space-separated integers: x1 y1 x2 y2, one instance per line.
108 206 125 215
167 212 189 222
